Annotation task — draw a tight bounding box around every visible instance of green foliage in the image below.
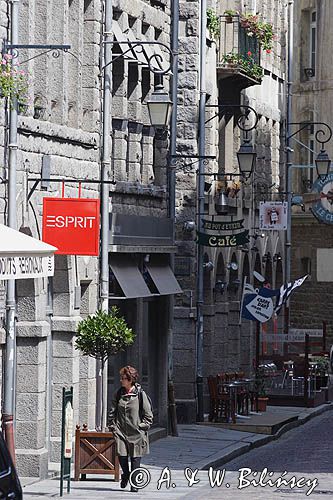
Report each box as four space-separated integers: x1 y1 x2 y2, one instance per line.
75 307 135 362
221 52 263 80
223 10 239 17
240 13 275 52
207 9 220 39
312 356 329 376
0 54 28 106
254 366 267 397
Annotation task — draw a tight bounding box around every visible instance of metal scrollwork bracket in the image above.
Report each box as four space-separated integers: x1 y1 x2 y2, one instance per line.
2 42 72 64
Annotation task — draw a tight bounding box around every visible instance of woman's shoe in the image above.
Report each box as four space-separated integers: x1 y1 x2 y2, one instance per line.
120 474 129 489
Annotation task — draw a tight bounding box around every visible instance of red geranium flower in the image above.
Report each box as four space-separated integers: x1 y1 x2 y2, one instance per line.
247 51 252 56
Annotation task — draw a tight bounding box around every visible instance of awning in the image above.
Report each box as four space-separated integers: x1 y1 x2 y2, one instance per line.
110 255 152 299
0 224 57 280
145 261 182 295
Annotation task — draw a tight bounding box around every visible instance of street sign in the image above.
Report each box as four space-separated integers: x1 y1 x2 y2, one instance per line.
43 198 100 256
262 329 323 343
289 328 323 338
0 255 54 280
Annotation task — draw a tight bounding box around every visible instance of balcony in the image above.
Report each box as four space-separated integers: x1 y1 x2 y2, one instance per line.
217 15 263 90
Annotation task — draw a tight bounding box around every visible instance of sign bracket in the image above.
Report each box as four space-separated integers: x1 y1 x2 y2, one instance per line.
27 177 117 202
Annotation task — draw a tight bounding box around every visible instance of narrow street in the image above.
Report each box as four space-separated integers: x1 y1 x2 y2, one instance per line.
182 410 333 499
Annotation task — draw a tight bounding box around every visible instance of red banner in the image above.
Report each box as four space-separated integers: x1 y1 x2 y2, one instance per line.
42 198 100 255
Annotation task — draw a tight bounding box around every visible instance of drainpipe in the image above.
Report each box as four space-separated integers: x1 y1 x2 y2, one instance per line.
3 0 19 462
196 0 207 422
167 0 179 436
285 0 294 334
98 0 112 431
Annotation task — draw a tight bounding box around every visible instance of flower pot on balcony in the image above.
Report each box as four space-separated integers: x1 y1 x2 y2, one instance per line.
257 397 268 412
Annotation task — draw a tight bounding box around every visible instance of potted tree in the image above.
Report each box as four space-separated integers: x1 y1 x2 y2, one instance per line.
74 307 135 480
75 307 135 428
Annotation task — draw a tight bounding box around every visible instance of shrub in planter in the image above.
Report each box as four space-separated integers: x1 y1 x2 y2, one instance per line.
75 307 135 363
221 52 263 80
75 307 135 429
223 10 239 23
254 366 269 411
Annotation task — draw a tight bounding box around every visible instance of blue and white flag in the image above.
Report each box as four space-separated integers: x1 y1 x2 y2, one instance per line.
241 280 279 324
274 275 309 315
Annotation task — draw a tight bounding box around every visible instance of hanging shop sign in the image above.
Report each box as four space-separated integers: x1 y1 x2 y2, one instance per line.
196 230 249 247
201 219 244 231
311 172 333 224
43 198 100 256
259 201 288 230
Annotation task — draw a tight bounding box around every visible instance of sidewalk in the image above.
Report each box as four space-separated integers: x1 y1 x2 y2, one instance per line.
21 403 333 499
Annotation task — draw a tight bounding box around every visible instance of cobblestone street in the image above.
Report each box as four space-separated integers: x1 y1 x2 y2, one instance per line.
224 410 333 473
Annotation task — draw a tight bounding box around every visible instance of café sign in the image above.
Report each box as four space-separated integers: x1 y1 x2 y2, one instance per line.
196 230 249 247
201 219 244 231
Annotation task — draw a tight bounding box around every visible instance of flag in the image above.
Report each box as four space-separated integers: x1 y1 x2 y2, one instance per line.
274 275 308 315
240 276 280 323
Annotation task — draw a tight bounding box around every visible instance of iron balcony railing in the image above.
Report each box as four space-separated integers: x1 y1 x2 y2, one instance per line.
217 15 261 77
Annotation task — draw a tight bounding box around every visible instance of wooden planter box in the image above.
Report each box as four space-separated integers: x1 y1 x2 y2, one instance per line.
74 424 120 481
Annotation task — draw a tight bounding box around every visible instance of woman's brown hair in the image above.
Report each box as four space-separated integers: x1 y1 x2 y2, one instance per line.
119 365 139 384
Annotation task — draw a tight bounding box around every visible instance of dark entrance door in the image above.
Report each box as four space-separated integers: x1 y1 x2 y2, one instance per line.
107 296 168 427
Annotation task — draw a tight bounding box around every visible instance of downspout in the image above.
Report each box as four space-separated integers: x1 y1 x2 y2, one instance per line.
167 0 179 436
285 0 294 333
3 0 19 462
196 0 207 422
98 0 112 430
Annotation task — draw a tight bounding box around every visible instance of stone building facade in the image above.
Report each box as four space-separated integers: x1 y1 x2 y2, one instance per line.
289 0 333 344
0 0 175 479
0 0 293 478
173 0 289 421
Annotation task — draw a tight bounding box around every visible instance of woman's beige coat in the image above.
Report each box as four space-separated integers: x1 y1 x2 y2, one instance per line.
108 384 153 457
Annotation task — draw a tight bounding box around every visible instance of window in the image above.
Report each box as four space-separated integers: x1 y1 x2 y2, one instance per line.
307 124 315 187
309 10 316 76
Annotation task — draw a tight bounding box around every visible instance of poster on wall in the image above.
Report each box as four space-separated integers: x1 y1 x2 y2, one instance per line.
259 201 288 230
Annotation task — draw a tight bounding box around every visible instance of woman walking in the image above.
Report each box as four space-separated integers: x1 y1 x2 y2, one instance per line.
108 365 153 492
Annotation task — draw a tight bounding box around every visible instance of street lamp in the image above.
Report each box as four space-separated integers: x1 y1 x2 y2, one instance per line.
237 138 257 179
285 121 333 336
315 148 331 180
147 79 173 128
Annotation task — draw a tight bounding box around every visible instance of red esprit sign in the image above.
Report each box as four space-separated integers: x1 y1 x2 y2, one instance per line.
42 198 100 255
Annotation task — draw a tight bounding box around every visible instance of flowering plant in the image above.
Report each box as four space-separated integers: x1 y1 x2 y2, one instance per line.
0 53 28 104
240 14 274 52
221 52 263 80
